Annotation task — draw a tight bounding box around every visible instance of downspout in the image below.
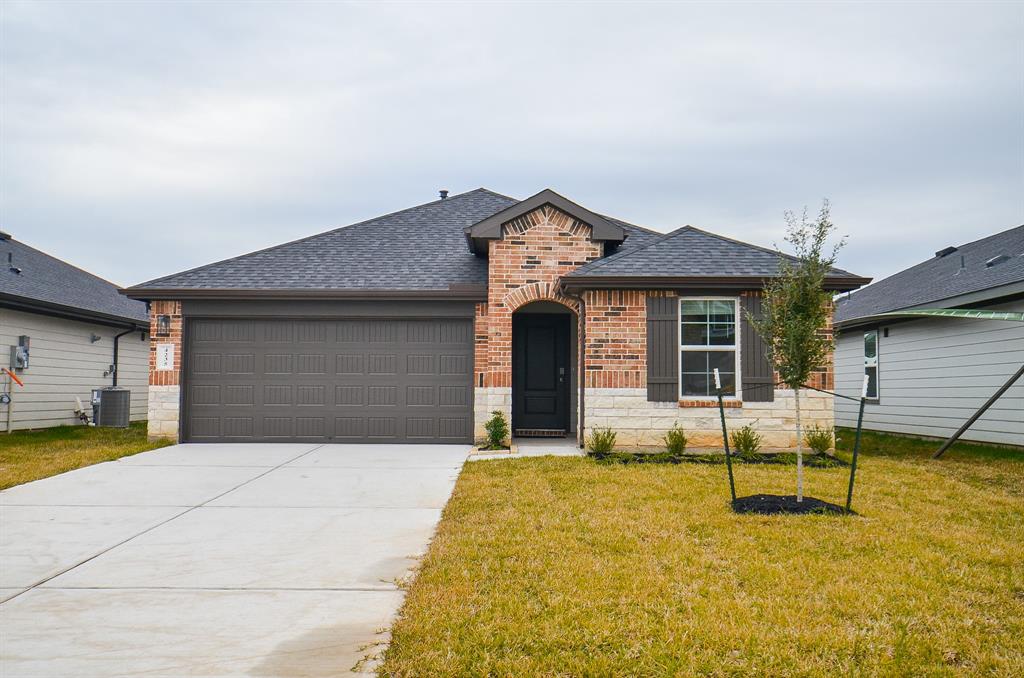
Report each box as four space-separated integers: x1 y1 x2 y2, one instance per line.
561 284 587 448
111 328 136 387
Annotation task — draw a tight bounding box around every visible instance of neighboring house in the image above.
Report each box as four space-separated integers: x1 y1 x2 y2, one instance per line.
0 232 150 431
123 189 868 447
833 225 1024 446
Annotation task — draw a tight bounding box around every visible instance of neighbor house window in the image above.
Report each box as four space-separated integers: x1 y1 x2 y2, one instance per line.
679 298 740 397
864 330 879 399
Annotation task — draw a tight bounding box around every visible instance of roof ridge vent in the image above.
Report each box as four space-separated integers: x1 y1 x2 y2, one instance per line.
985 253 1011 268
935 245 957 258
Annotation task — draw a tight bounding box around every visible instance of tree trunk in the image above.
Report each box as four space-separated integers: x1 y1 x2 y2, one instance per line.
794 387 804 502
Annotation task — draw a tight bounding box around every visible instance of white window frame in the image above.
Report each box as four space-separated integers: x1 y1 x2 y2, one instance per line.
864 329 879 400
678 297 742 400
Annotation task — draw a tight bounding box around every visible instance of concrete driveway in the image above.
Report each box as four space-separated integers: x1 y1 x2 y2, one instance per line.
0 443 469 677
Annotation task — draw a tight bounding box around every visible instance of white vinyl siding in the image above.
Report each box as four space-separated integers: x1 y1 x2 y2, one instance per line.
0 308 149 430
834 299 1024 446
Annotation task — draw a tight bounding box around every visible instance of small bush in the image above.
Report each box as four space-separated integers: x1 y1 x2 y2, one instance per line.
664 424 688 455
730 424 763 456
804 425 834 454
586 428 617 454
483 410 509 450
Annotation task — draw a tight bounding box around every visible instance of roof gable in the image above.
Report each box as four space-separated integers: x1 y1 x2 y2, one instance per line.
464 189 624 254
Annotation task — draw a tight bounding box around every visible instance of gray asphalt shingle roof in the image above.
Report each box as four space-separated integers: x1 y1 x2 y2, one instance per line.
0 235 148 324
129 188 666 293
834 225 1024 323
565 225 861 280
127 189 864 296
131 188 516 291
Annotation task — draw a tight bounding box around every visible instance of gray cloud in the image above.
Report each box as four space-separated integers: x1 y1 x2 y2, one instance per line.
2 0 1021 287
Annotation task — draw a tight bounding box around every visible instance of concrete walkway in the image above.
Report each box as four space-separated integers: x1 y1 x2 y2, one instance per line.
0 443 469 677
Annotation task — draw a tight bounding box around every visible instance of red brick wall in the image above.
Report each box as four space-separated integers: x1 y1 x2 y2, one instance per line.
148 300 182 386
583 289 647 388
482 205 601 387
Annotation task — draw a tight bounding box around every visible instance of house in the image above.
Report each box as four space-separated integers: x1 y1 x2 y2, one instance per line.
123 189 869 447
0 232 150 430
833 225 1024 447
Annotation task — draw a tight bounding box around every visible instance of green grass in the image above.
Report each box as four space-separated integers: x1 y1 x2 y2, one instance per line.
381 430 1024 676
0 421 172 490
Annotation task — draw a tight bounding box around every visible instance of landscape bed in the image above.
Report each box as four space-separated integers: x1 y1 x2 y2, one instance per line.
381 431 1023 676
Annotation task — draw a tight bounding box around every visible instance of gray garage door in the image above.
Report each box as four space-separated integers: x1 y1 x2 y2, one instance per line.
183 318 473 443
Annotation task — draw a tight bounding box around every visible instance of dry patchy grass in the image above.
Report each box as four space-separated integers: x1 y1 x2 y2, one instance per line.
382 434 1023 676
0 422 171 490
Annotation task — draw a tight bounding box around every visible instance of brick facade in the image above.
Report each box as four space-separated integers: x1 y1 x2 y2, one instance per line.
481 205 598 390
147 300 182 439
148 300 182 386
583 289 646 389
143 203 839 449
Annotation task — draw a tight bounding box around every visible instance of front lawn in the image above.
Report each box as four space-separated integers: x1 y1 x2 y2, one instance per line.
382 432 1024 675
0 421 171 490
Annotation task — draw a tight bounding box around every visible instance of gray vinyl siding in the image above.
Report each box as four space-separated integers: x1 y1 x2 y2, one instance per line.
0 308 148 430
834 299 1024 446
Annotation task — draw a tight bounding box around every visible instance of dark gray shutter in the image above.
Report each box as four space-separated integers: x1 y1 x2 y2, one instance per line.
740 293 774 402
646 295 678 402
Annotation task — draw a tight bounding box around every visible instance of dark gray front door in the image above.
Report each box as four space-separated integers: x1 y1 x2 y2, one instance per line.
183 318 473 443
512 313 570 433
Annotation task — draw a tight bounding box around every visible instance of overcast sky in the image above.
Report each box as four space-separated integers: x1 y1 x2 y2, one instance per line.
2 1 1021 288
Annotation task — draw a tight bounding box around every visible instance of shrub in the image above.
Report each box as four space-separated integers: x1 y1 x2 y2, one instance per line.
664 424 688 455
804 425 834 454
730 424 763 456
586 428 617 454
483 410 509 450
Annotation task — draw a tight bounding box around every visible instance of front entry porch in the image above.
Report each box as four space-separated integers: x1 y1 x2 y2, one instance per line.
511 301 577 440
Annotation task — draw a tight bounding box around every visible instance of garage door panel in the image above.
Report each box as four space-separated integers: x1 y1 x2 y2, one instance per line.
185 318 473 443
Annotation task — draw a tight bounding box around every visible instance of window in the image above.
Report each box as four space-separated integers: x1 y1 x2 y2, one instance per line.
679 298 739 397
863 330 879 399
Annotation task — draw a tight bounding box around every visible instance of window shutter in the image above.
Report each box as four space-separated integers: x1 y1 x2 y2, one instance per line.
740 293 774 402
646 295 678 402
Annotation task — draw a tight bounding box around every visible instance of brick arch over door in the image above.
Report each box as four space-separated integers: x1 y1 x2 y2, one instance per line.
505 282 579 315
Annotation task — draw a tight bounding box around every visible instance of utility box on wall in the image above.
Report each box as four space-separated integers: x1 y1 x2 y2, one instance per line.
9 335 30 370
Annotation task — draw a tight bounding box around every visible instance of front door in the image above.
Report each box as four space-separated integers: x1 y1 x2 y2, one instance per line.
512 313 570 434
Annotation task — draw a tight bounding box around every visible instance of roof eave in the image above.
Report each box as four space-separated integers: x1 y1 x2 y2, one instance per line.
121 286 489 302
834 278 1024 329
0 292 148 329
561 274 871 293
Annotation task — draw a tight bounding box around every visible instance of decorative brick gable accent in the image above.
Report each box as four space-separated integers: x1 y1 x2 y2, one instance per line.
482 205 600 388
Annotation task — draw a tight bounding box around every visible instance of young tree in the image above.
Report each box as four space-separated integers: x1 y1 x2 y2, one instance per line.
749 201 844 502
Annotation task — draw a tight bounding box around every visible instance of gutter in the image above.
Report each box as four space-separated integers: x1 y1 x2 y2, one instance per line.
120 286 489 302
561 274 872 294
0 294 147 330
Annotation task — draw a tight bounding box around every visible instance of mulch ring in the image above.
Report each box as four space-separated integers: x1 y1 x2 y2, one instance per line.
732 494 851 515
